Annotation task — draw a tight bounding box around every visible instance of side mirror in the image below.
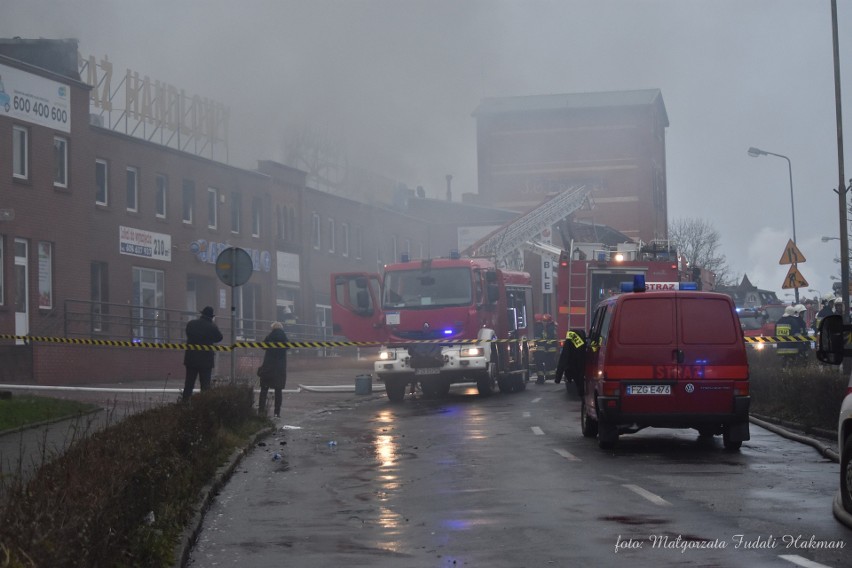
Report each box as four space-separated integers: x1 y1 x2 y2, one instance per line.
355 290 373 315
816 315 845 365
487 283 499 303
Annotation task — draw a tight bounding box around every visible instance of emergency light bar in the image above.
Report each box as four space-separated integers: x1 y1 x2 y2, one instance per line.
619 278 699 293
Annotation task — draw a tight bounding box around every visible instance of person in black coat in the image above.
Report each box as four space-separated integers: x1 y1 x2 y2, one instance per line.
258 322 289 418
182 306 224 402
554 329 587 396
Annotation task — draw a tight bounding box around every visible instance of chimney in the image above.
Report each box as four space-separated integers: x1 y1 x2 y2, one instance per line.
445 174 453 201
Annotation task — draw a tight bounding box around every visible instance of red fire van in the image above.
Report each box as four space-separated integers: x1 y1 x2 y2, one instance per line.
579 278 750 450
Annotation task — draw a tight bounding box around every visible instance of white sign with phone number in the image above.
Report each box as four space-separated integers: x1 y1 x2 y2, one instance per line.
0 62 71 132
119 226 171 262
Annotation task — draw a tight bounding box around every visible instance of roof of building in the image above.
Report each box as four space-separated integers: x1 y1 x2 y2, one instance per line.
472 89 668 126
563 219 633 247
0 37 81 81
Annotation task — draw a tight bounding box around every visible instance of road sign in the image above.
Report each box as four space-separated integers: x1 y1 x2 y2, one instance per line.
778 239 806 265
781 265 809 289
215 247 253 287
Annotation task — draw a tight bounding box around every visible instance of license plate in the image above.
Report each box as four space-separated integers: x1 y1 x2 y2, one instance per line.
415 368 441 375
626 384 671 395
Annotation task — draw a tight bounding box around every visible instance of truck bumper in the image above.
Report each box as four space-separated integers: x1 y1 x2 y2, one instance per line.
374 346 489 382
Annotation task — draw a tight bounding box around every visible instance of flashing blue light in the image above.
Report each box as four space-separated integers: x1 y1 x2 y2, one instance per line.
633 274 646 292
679 282 698 291
619 282 633 293
449 249 461 259
401 253 410 262
443 328 454 336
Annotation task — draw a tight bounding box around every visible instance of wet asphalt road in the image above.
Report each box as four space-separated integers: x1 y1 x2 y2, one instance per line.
186 375 850 568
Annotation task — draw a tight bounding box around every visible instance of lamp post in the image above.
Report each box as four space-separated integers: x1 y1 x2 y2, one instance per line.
748 146 798 302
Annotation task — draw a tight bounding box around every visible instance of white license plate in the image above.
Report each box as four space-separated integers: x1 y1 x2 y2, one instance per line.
626 384 671 395
415 368 441 375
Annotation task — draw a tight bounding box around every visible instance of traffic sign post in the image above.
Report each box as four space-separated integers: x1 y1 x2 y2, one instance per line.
215 247 253 384
778 239 808 302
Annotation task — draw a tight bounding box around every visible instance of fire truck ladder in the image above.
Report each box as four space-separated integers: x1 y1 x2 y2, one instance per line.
462 184 594 264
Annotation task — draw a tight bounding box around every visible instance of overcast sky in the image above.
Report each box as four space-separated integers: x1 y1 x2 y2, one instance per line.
3 0 851 302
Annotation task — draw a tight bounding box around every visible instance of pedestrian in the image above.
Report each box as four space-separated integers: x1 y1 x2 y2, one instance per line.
814 294 836 331
257 321 289 418
554 328 587 396
182 306 224 402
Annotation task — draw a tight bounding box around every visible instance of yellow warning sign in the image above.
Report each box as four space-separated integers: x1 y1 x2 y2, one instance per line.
779 239 806 265
781 265 809 289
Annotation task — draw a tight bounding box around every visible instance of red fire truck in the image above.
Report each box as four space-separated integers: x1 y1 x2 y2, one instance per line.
331 253 533 402
551 240 701 332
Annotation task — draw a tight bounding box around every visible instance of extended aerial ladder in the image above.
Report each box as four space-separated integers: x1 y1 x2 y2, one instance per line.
462 184 594 267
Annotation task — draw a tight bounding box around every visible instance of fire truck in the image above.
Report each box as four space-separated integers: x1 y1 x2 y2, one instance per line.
549 240 701 332
331 255 534 401
331 185 595 402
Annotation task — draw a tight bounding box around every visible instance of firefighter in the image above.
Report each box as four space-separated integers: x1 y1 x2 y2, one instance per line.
776 305 808 366
554 329 587 396
534 313 558 383
813 294 836 331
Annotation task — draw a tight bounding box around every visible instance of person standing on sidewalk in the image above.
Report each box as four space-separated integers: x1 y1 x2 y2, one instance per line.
257 322 289 418
182 306 224 402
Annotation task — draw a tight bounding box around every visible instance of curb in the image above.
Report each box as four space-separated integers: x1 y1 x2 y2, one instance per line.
174 425 275 568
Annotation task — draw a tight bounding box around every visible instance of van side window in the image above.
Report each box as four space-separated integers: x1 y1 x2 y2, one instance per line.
599 305 614 344
588 305 608 343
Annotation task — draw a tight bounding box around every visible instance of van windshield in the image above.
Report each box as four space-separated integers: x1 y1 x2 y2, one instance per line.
382 267 473 309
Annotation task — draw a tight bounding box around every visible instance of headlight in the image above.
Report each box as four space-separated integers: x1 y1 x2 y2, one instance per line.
753 343 765 351
460 346 484 357
378 350 397 361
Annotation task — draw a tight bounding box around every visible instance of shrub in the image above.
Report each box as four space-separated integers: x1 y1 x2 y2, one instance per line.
748 348 847 432
0 385 263 568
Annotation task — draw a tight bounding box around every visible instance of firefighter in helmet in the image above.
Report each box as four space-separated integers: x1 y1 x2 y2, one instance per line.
814 293 836 331
776 305 808 365
534 313 558 383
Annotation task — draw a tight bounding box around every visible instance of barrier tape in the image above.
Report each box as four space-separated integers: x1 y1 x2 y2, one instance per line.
0 333 823 350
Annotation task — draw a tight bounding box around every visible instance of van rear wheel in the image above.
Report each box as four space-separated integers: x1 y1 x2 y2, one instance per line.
580 399 598 438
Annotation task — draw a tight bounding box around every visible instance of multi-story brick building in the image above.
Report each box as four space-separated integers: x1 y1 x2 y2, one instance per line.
472 90 669 244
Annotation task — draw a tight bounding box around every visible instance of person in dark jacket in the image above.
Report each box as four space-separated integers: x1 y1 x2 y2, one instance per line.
182 306 224 402
258 321 289 418
554 329 587 396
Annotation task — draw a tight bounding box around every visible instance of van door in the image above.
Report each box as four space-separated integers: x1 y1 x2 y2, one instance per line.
674 295 748 414
330 272 386 343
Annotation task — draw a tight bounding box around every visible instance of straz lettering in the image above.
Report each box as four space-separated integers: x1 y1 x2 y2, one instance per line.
653 365 706 379
645 282 677 291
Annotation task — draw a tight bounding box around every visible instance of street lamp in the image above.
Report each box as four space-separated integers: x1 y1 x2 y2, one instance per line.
748 146 797 302
822 236 840 242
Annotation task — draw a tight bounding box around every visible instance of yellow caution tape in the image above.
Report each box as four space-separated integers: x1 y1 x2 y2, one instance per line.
0 333 824 350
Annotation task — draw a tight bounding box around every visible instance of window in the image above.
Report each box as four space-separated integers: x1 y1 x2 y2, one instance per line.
91 262 109 332
95 159 108 205
327 218 335 253
230 191 241 233
126 167 138 212
341 223 350 257
182 179 195 223
251 198 261 237
38 242 53 309
155 174 168 218
288 207 296 241
311 212 320 250
13 126 28 179
354 226 363 260
208 187 219 229
53 137 68 187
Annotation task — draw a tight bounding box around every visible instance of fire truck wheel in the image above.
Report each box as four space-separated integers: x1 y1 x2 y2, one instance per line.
580 399 598 438
385 378 408 403
513 374 526 392
497 377 512 394
477 374 495 396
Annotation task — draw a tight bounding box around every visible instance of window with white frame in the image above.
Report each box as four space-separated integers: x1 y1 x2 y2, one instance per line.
13 126 28 180
95 159 108 205
231 191 241 233
155 174 167 218
251 197 262 237
38 242 53 309
208 187 219 229
354 226 363 260
126 167 138 212
53 137 68 187
311 212 321 250
182 179 195 223
341 223 350 257
327 218 335 253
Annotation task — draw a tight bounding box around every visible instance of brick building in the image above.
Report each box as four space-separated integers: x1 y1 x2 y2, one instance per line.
471 90 669 244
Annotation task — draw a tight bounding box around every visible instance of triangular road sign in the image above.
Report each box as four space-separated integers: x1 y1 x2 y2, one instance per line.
781 265 809 289
778 239 806 265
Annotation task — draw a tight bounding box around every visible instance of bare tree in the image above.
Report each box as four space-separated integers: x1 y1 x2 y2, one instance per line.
668 217 734 286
